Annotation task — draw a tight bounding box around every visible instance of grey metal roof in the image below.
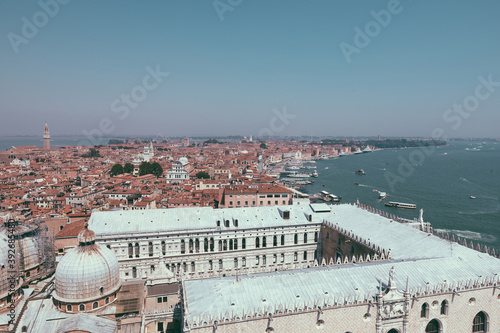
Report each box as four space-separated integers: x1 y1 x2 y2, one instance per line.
88 205 321 236
55 313 116 333
183 204 500 325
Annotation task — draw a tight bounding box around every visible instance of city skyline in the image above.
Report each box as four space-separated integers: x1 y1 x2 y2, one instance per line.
1 1 500 138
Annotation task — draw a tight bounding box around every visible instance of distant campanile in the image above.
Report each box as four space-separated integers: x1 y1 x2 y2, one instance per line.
43 122 50 150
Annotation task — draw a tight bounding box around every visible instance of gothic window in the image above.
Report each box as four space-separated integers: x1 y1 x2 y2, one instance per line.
273 235 277 246
263 237 267 247
148 242 153 257
255 237 260 248
134 243 140 257
440 300 448 315
472 311 487 332
281 234 285 245
128 243 133 258
425 319 440 333
421 303 429 318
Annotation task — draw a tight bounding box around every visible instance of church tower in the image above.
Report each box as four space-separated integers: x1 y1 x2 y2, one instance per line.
43 122 50 150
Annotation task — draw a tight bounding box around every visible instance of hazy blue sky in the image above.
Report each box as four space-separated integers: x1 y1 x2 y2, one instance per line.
1 0 499 138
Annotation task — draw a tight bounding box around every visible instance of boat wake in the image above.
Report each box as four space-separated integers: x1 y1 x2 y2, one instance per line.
436 229 497 243
458 209 500 216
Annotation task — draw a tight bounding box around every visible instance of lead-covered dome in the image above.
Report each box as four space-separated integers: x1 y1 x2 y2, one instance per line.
54 225 121 304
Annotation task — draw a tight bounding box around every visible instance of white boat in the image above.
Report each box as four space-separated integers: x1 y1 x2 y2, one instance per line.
354 148 363 154
385 201 416 209
328 194 341 202
311 172 319 177
470 196 477 199
379 192 387 199
288 173 312 178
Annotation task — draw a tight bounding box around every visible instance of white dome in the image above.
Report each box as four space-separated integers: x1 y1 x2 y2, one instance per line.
54 229 121 303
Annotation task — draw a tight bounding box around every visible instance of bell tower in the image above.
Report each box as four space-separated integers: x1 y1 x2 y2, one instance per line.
43 122 50 150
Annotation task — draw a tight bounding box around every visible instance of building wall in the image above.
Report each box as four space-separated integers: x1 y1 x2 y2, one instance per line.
321 224 376 263
95 223 322 281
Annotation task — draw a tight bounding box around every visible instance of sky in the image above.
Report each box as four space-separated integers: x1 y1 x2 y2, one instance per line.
0 0 499 139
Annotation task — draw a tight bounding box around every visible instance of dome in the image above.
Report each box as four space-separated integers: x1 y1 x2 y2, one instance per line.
54 228 121 303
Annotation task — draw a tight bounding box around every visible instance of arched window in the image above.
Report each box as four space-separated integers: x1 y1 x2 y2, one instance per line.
421 303 429 318
161 241 166 255
262 237 267 247
79 304 85 311
218 259 223 270
204 238 208 252
210 238 214 252
387 330 399 333
223 240 228 251
425 319 440 333
128 243 133 258
294 233 298 244
281 234 285 245
303 251 307 260
440 300 448 315
314 231 318 242
93 301 98 309
229 239 233 250
255 237 260 248
242 238 246 249
134 243 140 257
181 240 185 254
105 297 110 304
189 239 194 253
273 235 277 246
218 240 222 251
99 286 104 295
195 239 200 253
67 304 73 312
304 233 308 243
234 239 238 250
208 260 213 270
473 311 487 332
148 242 154 257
